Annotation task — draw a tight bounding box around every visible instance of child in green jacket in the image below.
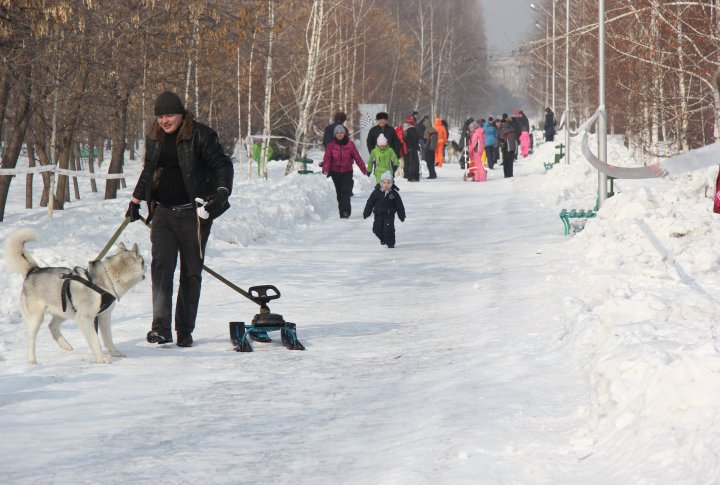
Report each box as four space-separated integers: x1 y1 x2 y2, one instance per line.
367 134 399 183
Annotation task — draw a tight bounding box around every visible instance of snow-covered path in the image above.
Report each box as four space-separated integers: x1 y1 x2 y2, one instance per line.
1 161 598 484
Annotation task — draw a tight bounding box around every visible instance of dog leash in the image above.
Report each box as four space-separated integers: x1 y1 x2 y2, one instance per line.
95 217 132 261
137 215 262 306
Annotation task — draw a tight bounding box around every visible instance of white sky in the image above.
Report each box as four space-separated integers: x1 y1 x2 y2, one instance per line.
480 0 541 60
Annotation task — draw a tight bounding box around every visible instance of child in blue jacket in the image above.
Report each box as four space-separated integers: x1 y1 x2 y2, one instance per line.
363 171 406 248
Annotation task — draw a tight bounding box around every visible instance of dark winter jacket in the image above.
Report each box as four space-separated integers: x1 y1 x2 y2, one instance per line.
367 124 401 156
416 117 429 141
403 124 419 153
511 117 522 138
545 110 556 137
323 122 349 149
498 122 517 152
519 113 530 132
363 184 406 221
133 111 234 221
322 137 368 175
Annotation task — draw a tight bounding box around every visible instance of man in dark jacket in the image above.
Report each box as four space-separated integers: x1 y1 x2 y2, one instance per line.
544 107 556 142
402 115 421 182
322 111 348 149
498 117 518 178
126 91 234 348
416 115 429 158
366 112 401 156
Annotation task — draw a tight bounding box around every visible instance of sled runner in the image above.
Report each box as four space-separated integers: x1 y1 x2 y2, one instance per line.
228 285 305 352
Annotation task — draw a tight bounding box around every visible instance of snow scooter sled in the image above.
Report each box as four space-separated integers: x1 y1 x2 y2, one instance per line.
201 265 305 352
216 280 306 353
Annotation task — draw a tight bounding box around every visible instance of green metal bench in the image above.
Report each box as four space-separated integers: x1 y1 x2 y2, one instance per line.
544 143 566 170
79 147 99 160
295 157 315 174
559 208 596 235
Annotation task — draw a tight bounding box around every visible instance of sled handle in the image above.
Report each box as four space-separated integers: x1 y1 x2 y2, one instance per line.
248 285 281 304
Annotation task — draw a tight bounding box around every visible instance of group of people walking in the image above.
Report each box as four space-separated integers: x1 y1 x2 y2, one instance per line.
460 107 556 182
319 107 557 246
321 110 418 248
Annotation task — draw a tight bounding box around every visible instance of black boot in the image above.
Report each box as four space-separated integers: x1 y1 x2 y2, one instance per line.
177 331 193 347
147 330 172 344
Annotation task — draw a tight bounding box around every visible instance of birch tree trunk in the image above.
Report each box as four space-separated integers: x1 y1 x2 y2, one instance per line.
246 23 258 180
194 30 200 115
237 46 242 144
25 137 35 209
259 0 276 180
185 16 199 104
675 13 689 152
287 0 325 174
413 0 427 112
429 3 436 118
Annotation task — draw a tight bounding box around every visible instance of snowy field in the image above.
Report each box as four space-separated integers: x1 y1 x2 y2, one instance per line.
2 132 720 484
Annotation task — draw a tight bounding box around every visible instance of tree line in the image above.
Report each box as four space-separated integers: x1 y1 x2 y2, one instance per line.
0 0 488 220
522 0 720 164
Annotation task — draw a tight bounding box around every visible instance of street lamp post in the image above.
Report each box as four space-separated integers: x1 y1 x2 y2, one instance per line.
534 19 550 110
531 2 556 113
564 0 570 164
598 0 608 207
552 0 557 113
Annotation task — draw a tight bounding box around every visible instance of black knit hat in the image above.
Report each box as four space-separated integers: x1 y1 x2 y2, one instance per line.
154 91 186 116
376 112 389 120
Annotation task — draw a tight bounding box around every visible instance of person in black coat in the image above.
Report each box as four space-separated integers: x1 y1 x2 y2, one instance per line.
402 115 421 182
366 112 401 156
544 107 556 142
323 111 349 149
416 115 429 160
498 117 518 178
126 91 233 348
363 170 406 248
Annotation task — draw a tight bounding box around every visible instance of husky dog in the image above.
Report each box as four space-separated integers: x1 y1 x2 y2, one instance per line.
447 140 463 166
5 228 145 364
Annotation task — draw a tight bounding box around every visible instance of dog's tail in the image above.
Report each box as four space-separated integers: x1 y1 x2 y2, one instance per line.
4 228 39 277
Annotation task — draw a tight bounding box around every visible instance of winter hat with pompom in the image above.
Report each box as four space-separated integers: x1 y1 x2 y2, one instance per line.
377 134 388 146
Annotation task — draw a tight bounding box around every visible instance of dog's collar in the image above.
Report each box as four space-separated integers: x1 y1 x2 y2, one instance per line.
98 262 120 302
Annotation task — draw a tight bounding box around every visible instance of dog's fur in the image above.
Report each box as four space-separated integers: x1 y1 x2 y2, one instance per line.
5 228 145 364
447 140 463 166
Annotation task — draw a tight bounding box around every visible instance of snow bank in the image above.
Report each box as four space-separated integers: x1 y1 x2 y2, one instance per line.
550 133 720 478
